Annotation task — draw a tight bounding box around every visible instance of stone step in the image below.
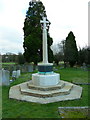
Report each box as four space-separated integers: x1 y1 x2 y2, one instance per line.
19 81 73 98
9 80 82 104
27 80 65 91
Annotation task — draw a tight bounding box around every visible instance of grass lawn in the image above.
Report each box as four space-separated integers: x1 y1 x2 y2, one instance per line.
0 62 16 65
2 67 89 118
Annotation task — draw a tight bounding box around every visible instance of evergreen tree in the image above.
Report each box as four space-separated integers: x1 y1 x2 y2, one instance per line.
23 0 53 64
78 47 90 65
64 31 78 67
16 53 25 64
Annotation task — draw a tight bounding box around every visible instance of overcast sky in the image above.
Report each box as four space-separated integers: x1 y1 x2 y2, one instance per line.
0 0 89 54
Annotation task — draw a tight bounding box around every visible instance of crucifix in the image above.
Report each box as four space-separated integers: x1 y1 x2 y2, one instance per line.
40 17 49 64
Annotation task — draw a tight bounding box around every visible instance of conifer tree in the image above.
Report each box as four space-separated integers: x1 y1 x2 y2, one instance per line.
23 0 53 64
64 31 78 67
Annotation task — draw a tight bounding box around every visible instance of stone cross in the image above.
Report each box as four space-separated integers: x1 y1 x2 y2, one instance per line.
40 17 49 64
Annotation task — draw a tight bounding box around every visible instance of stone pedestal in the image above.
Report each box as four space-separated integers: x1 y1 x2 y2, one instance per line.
32 63 60 86
32 73 60 86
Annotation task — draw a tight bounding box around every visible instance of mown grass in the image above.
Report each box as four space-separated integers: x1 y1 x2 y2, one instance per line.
2 67 89 118
0 62 15 65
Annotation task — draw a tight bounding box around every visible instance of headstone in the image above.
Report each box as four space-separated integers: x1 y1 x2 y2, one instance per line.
16 70 21 78
21 65 24 73
16 65 21 70
25 65 27 72
28 65 33 72
2 70 10 86
12 71 17 78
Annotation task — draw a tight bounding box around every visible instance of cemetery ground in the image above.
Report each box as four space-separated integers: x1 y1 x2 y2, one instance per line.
2 67 89 118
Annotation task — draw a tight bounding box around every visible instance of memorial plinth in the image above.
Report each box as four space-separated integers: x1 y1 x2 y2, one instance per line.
32 73 60 86
32 17 60 86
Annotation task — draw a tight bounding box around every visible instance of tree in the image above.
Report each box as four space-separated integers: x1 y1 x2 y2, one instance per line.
23 0 53 64
2 53 17 63
53 41 65 65
87 47 90 65
54 52 64 65
16 53 25 64
78 46 90 65
64 31 78 67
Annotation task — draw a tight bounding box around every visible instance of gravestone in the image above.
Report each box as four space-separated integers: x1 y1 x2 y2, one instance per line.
2 70 10 86
28 65 33 72
12 71 17 78
16 65 20 70
16 70 21 78
21 65 27 73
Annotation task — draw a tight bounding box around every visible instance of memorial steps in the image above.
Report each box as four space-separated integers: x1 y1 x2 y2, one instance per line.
20 81 73 97
27 80 65 90
9 80 82 104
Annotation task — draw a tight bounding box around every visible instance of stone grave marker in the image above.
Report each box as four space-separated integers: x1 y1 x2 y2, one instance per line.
12 71 17 79
16 65 21 70
21 65 27 73
28 65 33 72
16 70 21 78
2 70 10 86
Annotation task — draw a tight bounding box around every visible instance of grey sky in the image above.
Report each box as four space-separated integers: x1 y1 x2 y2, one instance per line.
0 0 89 54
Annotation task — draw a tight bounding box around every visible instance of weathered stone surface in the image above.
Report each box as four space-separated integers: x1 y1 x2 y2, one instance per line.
16 70 21 78
2 70 10 86
32 73 60 86
20 81 73 98
27 80 65 91
9 80 82 104
12 71 17 78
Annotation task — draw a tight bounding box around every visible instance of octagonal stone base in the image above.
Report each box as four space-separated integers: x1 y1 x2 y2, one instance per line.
9 80 82 104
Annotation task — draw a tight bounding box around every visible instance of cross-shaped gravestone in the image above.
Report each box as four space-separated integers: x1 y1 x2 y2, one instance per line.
40 17 49 64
